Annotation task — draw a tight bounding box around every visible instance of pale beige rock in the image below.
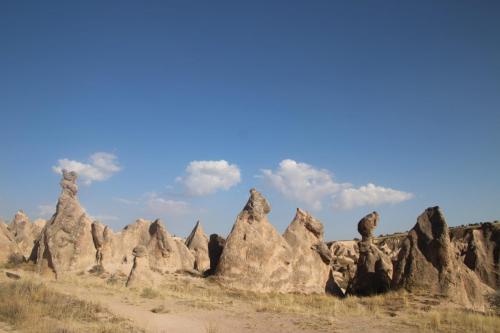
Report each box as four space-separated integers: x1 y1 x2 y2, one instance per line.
126 245 159 288
8 210 44 259
283 208 332 294
0 222 22 264
33 170 96 278
216 189 293 292
328 240 359 291
392 207 492 310
185 221 210 272
147 219 195 273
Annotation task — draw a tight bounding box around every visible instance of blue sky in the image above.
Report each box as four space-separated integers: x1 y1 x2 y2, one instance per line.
1 1 499 240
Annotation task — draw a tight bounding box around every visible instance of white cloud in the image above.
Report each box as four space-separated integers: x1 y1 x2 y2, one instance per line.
178 160 241 196
52 152 121 185
261 159 414 211
37 204 55 219
146 193 189 216
260 159 349 210
333 183 414 210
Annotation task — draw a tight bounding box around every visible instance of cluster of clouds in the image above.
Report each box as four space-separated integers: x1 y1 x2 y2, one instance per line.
261 159 413 210
176 160 241 196
51 153 413 217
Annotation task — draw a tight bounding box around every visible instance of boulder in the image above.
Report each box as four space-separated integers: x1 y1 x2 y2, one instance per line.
216 189 293 292
206 234 225 275
348 212 392 296
32 170 95 278
392 207 492 309
283 208 333 294
185 221 210 272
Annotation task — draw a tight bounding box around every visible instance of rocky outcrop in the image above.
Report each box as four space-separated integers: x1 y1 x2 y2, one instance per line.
185 221 210 272
146 219 195 273
90 216 196 283
328 240 359 291
0 222 22 264
283 208 333 294
392 207 492 309
217 189 335 294
32 170 95 278
451 222 500 289
8 210 44 259
348 212 392 296
206 234 225 275
216 189 293 292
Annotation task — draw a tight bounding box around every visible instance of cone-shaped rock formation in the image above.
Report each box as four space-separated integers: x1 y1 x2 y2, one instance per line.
185 221 210 272
216 188 293 292
283 208 333 294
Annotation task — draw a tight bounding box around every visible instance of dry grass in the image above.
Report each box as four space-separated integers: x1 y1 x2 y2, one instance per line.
0 279 141 333
33 271 500 333
408 309 500 333
140 287 160 299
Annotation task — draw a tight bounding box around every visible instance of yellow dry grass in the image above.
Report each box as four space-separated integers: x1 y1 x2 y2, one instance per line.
0 279 141 333
3 266 498 333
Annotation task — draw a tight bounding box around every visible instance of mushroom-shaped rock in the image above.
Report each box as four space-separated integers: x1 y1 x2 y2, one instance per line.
216 189 293 292
392 207 492 309
348 211 392 296
126 245 159 288
357 211 378 242
32 170 95 278
185 221 210 273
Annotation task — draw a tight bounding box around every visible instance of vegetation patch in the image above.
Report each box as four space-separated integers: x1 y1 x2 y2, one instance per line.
0 279 141 333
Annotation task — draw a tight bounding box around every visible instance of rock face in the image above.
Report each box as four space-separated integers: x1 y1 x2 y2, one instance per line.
216 189 293 292
283 208 333 294
451 222 500 289
392 207 491 309
185 221 210 272
146 219 195 273
206 234 225 275
328 240 359 291
0 222 22 264
8 211 45 259
90 217 196 284
33 170 95 278
217 189 334 294
348 212 393 295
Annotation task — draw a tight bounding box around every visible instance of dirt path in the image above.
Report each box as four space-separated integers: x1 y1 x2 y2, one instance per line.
50 282 329 333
